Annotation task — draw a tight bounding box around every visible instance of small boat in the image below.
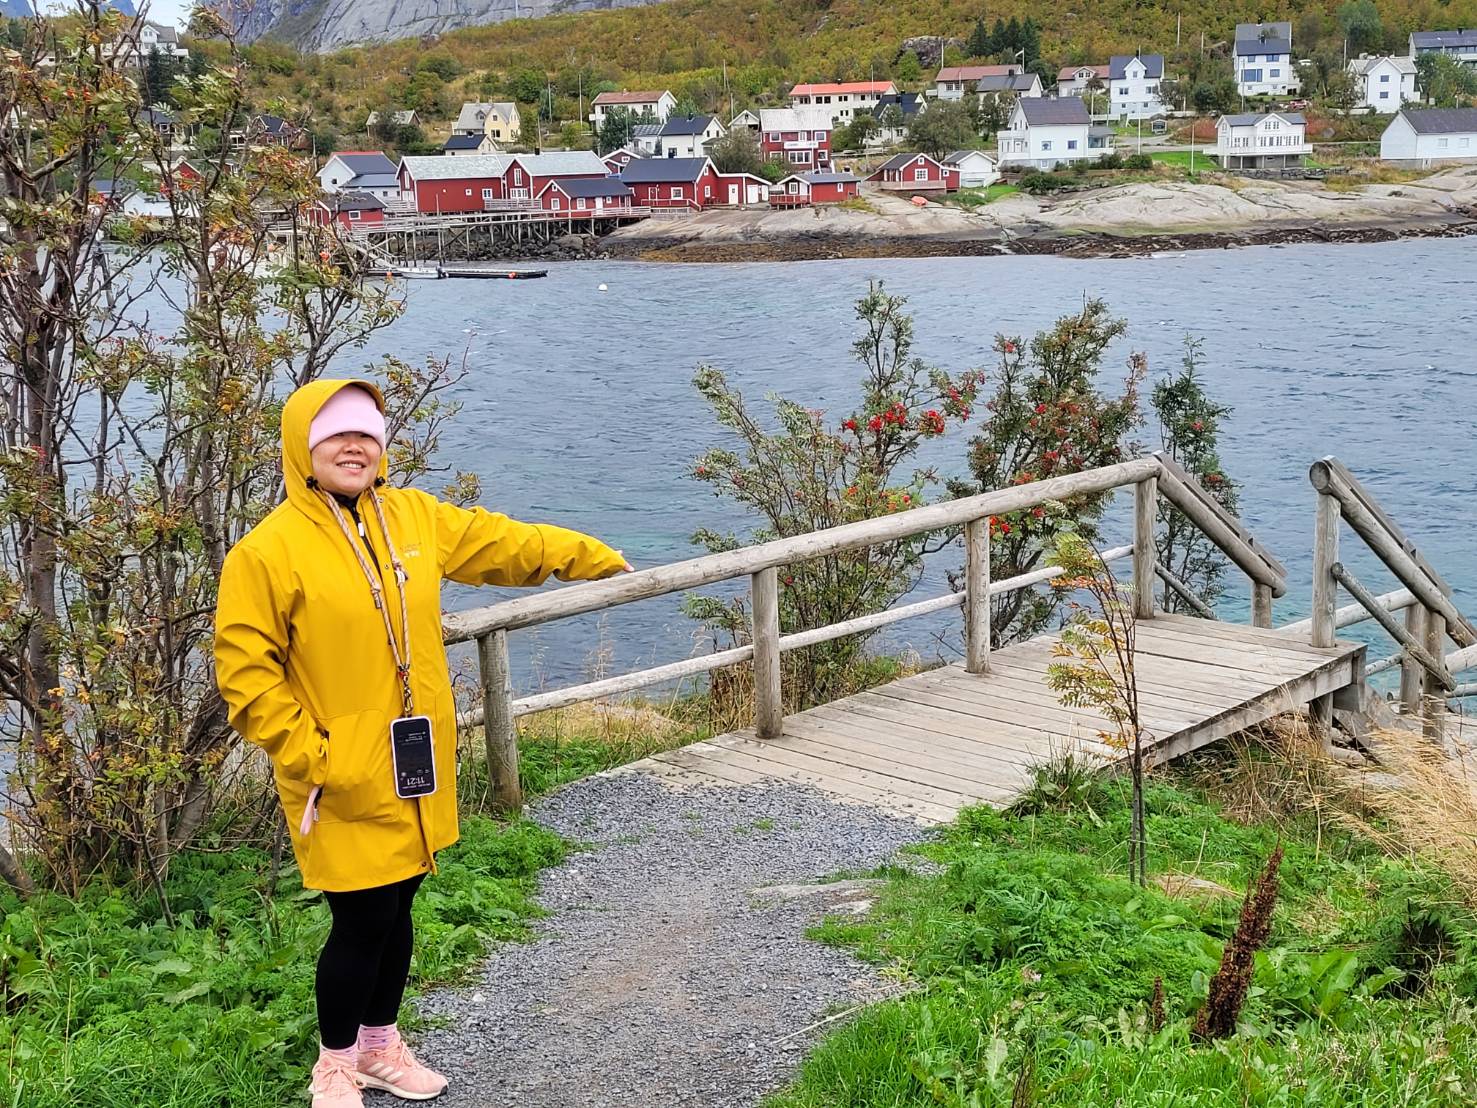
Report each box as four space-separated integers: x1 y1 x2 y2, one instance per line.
440 267 548 280
367 266 444 280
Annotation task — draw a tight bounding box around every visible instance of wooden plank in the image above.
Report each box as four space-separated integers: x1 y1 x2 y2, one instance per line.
916 659 1257 714
751 567 782 739
780 716 1026 798
804 695 1115 767
937 654 1270 709
1134 475 1158 619
795 701 1083 772
993 632 1311 682
1149 613 1357 657
876 676 1203 742
1133 620 1345 667
704 732 987 810
642 751 771 789
965 517 991 674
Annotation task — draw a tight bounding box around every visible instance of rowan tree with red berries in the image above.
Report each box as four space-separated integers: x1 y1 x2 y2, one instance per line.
686 281 980 705
947 299 1145 647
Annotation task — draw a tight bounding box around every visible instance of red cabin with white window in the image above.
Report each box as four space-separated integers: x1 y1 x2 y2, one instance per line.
619 158 769 209
536 177 636 216
866 153 961 192
769 171 860 206
757 108 834 172
396 152 611 213
308 192 386 229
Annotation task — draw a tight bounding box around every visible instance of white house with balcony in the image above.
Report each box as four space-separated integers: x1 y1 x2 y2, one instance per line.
1215 111 1311 169
1380 107 1477 164
1409 30 1477 66
1234 22 1298 97
589 90 677 129
997 97 1113 169
1109 54 1166 120
1348 55 1419 112
1057 64 1110 98
787 81 897 126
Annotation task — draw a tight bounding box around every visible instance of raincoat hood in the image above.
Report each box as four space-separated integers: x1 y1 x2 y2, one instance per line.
282 379 389 521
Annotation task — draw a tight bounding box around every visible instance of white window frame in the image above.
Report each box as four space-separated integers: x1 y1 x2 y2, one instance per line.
913 167 928 180
482 188 493 200
551 195 562 209
347 210 361 221
672 186 685 199
576 198 587 210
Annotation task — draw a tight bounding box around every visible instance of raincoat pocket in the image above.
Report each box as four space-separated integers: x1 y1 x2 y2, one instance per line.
319 707 397 824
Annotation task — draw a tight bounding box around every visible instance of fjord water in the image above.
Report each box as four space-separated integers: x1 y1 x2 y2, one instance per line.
362 240 1477 690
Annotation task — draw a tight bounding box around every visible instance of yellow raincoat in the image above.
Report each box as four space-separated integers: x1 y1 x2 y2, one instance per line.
214 379 626 891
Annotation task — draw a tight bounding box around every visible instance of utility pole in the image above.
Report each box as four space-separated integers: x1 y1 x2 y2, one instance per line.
1177 13 1181 48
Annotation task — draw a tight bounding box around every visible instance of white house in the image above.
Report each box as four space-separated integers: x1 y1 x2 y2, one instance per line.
1380 107 1477 164
933 65 1022 99
1109 54 1166 120
1234 22 1297 97
135 20 187 63
1056 64 1110 98
632 123 665 156
658 114 726 158
944 149 999 188
997 97 1113 169
1348 55 1419 112
317 151 401 202
589 90 677 129
443 133 499 156
730 110 761 132
452 102 521 143
1409 30 1477 66
788 81 897 126
1215 112 1311 169
872 92 926 146
367 109 421 130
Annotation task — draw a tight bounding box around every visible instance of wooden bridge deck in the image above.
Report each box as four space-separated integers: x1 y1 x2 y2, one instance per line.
625 614 1367 824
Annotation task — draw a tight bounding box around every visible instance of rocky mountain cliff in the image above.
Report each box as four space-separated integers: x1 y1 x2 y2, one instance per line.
221 0 659 52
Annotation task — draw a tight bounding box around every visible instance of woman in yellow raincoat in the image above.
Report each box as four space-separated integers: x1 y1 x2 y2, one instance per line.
215 380 628 1107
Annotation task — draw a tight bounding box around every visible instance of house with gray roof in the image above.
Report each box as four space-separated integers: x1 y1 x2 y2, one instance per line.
1108 54 1167 120
657 113 725 158
1234 22 1297 97
453 102 521 143
1347 55 1419 112
443 133 498 156
1409 29 1477 65
1380 107 1477 164
317 151 401 202
1216 111 1310 169
998 97 1112 169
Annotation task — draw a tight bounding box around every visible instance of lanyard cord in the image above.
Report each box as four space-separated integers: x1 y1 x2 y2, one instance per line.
321 487 415 716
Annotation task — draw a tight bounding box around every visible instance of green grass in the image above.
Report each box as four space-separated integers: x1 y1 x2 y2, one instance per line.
0 814 565 1108
947 183 1021 209
769 774 1477 1108
1150 150 1220 174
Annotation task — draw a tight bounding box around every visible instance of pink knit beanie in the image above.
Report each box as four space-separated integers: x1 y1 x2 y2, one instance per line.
308 385 386 451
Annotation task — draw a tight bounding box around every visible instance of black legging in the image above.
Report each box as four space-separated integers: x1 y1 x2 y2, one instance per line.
316 874 426 1049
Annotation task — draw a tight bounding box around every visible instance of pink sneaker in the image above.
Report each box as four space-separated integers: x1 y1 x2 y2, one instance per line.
356 1035 448 1101
309 1050 365 1108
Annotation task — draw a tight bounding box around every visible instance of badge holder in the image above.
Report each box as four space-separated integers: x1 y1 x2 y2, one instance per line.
390 714 437 799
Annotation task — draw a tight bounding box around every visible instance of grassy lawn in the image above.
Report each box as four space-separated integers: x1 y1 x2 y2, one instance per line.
1150 150 1220 173
948 183 1022 209
770 744 1477 1108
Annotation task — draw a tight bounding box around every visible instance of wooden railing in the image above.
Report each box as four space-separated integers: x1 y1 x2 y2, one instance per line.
1306 456 1477 726
441 454 1288 811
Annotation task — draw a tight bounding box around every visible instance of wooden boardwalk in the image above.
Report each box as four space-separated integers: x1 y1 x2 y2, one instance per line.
629 614 1367 824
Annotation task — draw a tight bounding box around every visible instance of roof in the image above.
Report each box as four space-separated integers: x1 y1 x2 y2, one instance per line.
443 134 487 151
257 114 298 135
344 173 399 190
508 151 610 177
545 177 635 198
592 90 672 105
454 102 516 131
875 92 925 117
1220 111 1306 126
1396 107 1477 134
757 107 834 131
140 20 179 43
327 151 398 177
1411 29 1477 49
326 191 385 213
875 152 941 171
1058 64 1111 80
944 149 996 165
936 65 1021 81
974 73 1040 93
1110 54 1164 79
400 154 510 180
789 81 895 96
633 123 664 137
1350 54 1418 75
143 107 176 125
1017 98 1091 126
367 109 418 125
793 171 858 184
660 114 719 136
619 157 710 183
1235 22 1292 56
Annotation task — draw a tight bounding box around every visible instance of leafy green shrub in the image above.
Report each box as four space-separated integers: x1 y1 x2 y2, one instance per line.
1017 171 1056 194
1124 152 1154 170
1097 151 1124 170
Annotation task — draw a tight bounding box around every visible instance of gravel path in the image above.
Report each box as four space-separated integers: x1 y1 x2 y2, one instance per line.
410 769 933 1108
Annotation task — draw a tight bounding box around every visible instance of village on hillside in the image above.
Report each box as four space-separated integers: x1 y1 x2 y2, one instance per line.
82 13 1477 254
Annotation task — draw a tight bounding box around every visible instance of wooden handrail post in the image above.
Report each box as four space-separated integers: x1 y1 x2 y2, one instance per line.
1251 582 1274 628
477 629 523 813
1400 605 1427 715
1311 492 1340 648
1133 475 1157 620
1425 610 1447 741
964 517 991 674
751 567 782 739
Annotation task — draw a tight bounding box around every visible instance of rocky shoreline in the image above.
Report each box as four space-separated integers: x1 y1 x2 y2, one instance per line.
598 213 1477 264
